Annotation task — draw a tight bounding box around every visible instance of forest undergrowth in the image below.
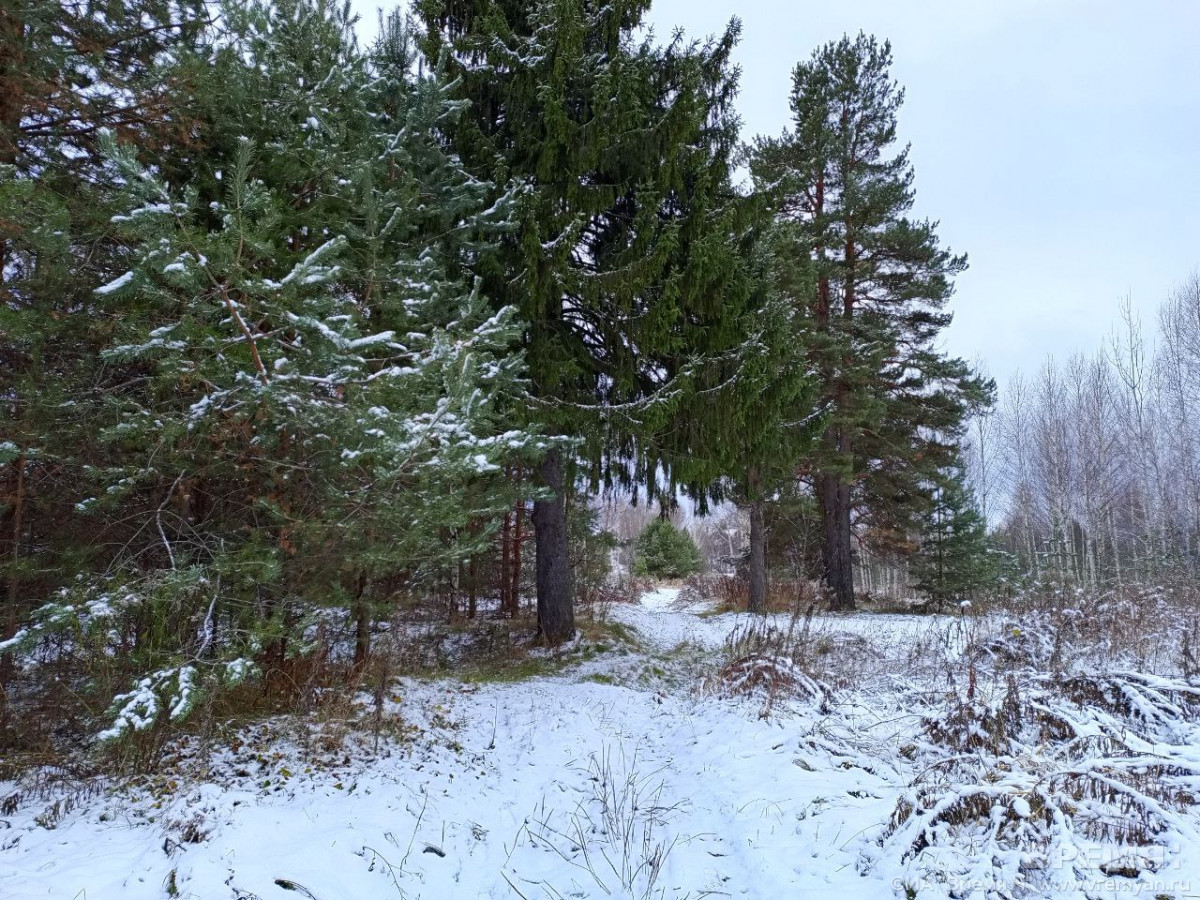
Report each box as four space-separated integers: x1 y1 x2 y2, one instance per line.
3 580 1200 899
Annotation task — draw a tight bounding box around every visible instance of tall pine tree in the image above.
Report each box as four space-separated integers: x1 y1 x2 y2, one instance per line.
751 34 990 609
1 0 210 723
1 0 538 743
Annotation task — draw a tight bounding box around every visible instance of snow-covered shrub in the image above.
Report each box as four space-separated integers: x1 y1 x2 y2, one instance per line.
99 659 255 743
984 583 1190 675
922 673 1023 755
867 665 1200 898
705 609 830 715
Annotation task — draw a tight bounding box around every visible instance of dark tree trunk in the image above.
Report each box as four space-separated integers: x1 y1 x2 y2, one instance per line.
826 214 858 613
467 554 477 620
455 559 465 619
352 573 370 671
0 451 25 723
658 497 672 521
510 488 524 614
818 467 855 610
811 207 855 609
0 6 24 286
0 11 23 168
748 496 766 614
499 507 513 616
532 449 574 643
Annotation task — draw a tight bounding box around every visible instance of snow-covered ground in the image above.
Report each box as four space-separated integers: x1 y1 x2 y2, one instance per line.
3 589 1199 900
609 585 959 656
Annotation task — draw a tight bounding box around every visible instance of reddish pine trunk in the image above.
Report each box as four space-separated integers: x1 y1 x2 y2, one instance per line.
499 509 513 616
0 451 25 723
819 467 854 610
0 6 26 288
468 554 478 619
808 170 856 611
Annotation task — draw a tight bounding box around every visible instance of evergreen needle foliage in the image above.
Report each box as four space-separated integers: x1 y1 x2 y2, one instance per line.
913 460 996 609
418 0 754 639
749 33 992 609
633 519 702 580
1 0 537 750
0 0 1008 767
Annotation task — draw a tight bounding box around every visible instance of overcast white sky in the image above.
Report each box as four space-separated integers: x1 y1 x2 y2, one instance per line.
642 0 1200 384
353 0 1200 384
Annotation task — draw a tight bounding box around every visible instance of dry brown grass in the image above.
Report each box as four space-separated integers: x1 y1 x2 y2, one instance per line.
683 572 820 615
702 607 831 717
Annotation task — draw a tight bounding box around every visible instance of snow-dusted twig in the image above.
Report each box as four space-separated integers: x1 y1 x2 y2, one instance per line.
156 471 185 570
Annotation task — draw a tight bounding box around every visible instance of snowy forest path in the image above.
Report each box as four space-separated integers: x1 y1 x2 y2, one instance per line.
0 585 912 899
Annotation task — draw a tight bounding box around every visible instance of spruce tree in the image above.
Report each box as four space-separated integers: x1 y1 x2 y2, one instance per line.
417 0 749 641
750 33 990 610
913 461 995 609
667 214 821 613
732 220 822 613
633 519 701 579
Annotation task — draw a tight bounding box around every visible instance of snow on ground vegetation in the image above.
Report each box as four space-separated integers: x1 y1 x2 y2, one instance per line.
3 585 1200 899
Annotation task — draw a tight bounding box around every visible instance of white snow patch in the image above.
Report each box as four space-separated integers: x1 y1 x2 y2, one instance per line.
94 271 134 295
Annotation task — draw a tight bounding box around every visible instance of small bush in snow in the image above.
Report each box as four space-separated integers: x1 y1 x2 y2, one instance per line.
1 570 258 770
633 520 703 580
705 608 830 716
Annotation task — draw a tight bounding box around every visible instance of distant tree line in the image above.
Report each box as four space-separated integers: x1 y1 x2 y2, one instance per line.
977 280 1200 590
